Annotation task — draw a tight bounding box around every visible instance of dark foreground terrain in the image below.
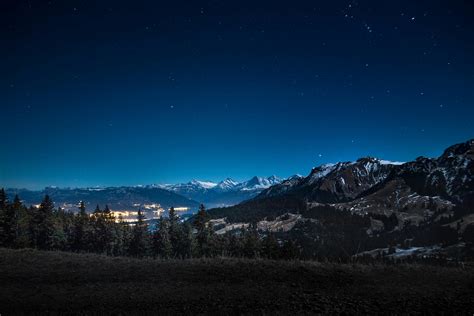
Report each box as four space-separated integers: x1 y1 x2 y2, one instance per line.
0 248 473 314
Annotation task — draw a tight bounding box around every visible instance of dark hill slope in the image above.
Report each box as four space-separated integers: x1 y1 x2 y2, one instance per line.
0 248 472 314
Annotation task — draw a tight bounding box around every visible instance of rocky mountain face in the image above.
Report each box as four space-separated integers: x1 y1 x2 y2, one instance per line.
396 141 474 202
208 139 474 259
256 140 473 217
260 158 401 203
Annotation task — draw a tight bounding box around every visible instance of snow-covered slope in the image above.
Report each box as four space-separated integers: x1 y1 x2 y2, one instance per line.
214 178 240 192
236 176 282 191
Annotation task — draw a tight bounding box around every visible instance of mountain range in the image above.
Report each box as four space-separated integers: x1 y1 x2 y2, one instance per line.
210 139 474 222
5 176 283 213
158 176 282 208
207 139 474 258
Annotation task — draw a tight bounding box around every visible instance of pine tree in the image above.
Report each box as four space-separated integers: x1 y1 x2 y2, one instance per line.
169 207 178 224
49 206 71 250
129 209 149 257
117 214 132 256
31 195 56 250
0 188 10 247
153 216 172 258
72 201 90 252
13 196 32 248
0 188 7 211
262 233 280 259
227 233 243 257
94 204 101 214
193 204 213 257
193 204 209 232
91 204 107 253
103 204 114 223
168 207 182 256
281 239 299 260
243 224 260 258
90 204 115 254
182 222 197 258
0 192 17 247
111 214 126 256
102 204 117 254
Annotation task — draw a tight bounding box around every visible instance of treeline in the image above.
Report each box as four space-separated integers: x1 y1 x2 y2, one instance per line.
0 189 299 259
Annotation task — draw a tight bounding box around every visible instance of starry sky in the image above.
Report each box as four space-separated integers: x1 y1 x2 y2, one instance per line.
1 0 473 189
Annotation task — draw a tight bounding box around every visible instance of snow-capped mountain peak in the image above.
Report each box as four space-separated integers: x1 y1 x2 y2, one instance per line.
266 175 282 184
215 178 240 191
189 180 218 189
238 176 282 191
308 163 340 184
375 158 405 165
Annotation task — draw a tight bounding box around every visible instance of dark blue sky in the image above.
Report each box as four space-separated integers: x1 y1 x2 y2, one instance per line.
1 0 473 189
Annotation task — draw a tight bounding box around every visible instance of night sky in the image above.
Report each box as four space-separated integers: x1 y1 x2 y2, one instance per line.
1 0 473 189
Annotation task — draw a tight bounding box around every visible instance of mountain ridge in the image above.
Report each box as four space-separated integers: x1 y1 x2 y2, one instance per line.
4 175 284 212
208 139 474 227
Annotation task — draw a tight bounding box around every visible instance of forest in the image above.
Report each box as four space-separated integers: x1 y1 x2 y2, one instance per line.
0 189 301 260
1 188 473 262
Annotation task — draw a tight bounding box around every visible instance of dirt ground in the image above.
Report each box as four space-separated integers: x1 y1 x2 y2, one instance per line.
0 248 473 314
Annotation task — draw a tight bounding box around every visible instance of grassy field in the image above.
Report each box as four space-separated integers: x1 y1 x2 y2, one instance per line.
0 248 473 314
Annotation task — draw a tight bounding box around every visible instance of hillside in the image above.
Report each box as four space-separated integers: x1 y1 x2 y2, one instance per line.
0 248 473 314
